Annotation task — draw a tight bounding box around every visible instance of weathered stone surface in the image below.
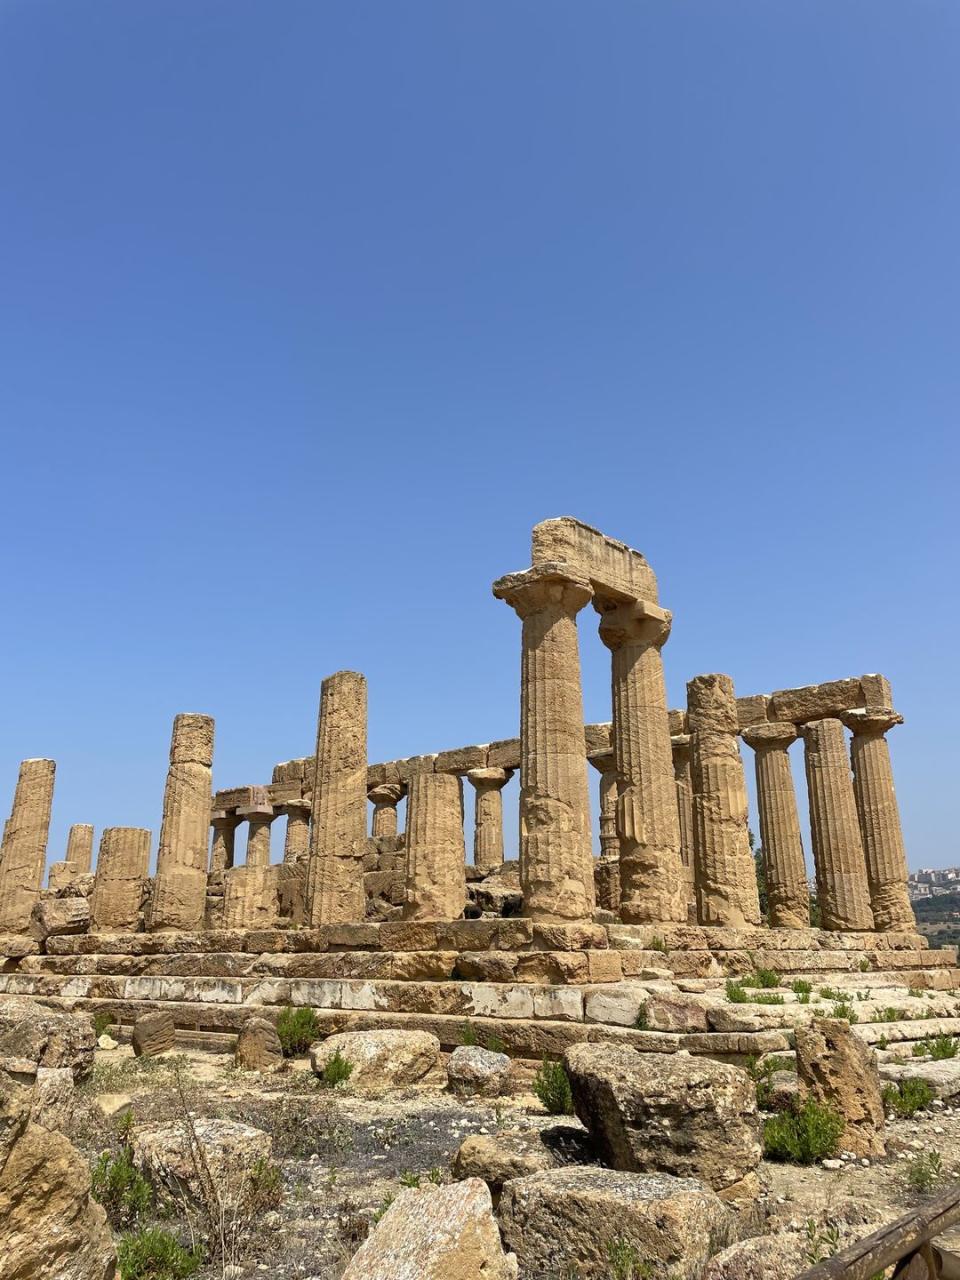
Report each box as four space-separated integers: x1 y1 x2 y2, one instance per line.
452 1131 558 1206
466 768 513 877
310 1029 441 1091
499 1166 733 1280
341 1177 517 1280
565 1044 760 1191
446 1044 512 1097
132 1009 175 1057
0 759 56 934
30 895 90 941
235 1016 283 1071
0 998 95 1081
404 770 467 921
209 811 240 874
149 714 214 931
132 1118 271 1205
222 864 281 929
740 722 809 928
31 1065 75 1131
91 827 150 931
795 1016 885 1157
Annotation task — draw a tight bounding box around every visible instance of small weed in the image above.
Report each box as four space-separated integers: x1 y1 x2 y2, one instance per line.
460 1021 479 1046
882 1079 934 1118
532 1058 574 1116
754 993 785 1006
93 1011 114 1038
399 1170 421 1188
725 980 748 1004
803 1219 841 1266
908 987 925 1000
247 1157 283 1212
483 1033 507 1054
877 1034 889 1050
318 1049 354 1089
607 1237 653 1280
791 980 812 997
373 1194 395 1223
276 1007 321 1057
91 1148 152 1230
879 1007 907 1023
117 1229 202 1280
649 936 667 953
762 1099 844 1164
904 1150 945 1195
634 1002 649 1031
860 958 872 973
427 1167 444 1185
830 1001 859 1024
820 986 845 1002
743 967 780 990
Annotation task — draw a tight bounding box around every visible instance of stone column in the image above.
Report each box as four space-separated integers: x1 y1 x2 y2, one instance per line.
588 752 620 913
369 784 403 839
148 714 214 931
687 674 761 927
277 800 310 921
801 717 874 931
209 812 240 874
465 767 513 876
304 671 368 926
841 708 915 932
280 801 311 861
90 827 151 932
0 758 56 933
492 564 596 922
238 797 274 868
598 600 686 924
47 823 95 891
403 770 467 920
741 723 810 928
671 735 697 916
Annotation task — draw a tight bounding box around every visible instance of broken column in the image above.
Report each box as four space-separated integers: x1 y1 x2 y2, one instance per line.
0 758 56 933
403 768 467 920
369 784 403 839
492 564 595 922
801 718 874 931
46 823 95 891
841 708 914 932
304 671 368 926
147 714 214 931
465 768 512 876
209 812 240 874
741 723 810 928
598 600 686 923
589 753 620 912
687 675 761 927
238 791 273 868
671 734 697 917
90 827 151 931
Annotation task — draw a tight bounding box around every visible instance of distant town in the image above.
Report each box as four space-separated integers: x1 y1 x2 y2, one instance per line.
908 867 960 899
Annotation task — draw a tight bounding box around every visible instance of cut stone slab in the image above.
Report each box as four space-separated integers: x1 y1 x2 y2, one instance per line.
310 1029 441 1092
235 1016 283 1072
132 1118 271 1206
0 998 95 1082
132 1009 175 1058
453 1130 558 1207
446 1045 512 1098
879 1058 960 1101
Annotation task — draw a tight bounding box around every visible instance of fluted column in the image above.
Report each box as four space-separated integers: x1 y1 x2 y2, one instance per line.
0 758 56 933
688 674 761 927
589 752 620 912
90 827 151 931
801 717 874 931
492 564 595 922
841 708 915 932
304 671 368 925
238 797 274 868
280 801 311 861
466 768 512 876
148 714 215 931
671 735 697 917
598 600 685 923
369 783 403 838
209 812 240 874
47 822 95 891
741 723 809 928
403 770 467 920
277 800 310 921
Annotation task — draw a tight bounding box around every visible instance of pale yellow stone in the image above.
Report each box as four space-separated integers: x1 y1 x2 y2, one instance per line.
404 770 467 921
0 759 56 933
91 828 150 931
740 723 809 929
466 768 513 876
148 715 214 931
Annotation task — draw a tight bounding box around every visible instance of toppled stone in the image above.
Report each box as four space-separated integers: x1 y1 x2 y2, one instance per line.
0 998 95 1082
29 895 90 941
879 1058 960 1101
565 1044 760 1192
132 1118 271 1205
310 1030 441 1092
446 1045 512 1098
453 1130 558 1207
795 1017 885 1158
499 1166 733 1280
31 1066 75 1131
132 1009 175 1058
97 1034 119 1051
235 1017 283 1072
341 1177 517 1279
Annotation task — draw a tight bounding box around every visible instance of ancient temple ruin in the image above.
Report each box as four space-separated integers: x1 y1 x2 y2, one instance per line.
0 517 952 1060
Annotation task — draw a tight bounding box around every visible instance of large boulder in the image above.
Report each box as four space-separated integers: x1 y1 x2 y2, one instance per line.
310 1029 441 1093
499 1166 733 1280
31 1066 75 1132
0 998 95 1082
564 1044 760 1193
795 1017 885 1158
447 1045 512 1098
453 1130 558 1207
341 1177 517 1279
29 896 91 941
132 1118 271 1205
235 1017 283 1072
132 1009 176 1058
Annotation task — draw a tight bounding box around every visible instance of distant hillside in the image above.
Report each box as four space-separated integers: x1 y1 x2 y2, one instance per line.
911 891 960 951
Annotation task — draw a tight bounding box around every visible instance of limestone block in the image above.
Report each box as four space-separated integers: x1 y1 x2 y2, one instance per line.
403 771 467 921
583 723 613 756
149 714 214 931
366 760 402 788
487 739 521 770
531 516 659 602
0 759 56 934
769 678 864 724
235 1016 283 1071
30 1066 75 1132
133 1118 270 1207
446 1045 512 1097
795 1016 885 1157
29 896 90 942
452 1130 558 1207
0 998 96 1082
309 1029 441 1092
435 744 488 774
132 1010 175 1058
90 828 151 932
583 983 651 1027
735 694 771 727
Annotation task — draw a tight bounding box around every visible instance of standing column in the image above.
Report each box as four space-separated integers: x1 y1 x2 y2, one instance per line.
238 795 274 868
403 770 467 920
47 823 95 891
741 723 810 928
369 784 403 838
841 709 915 931
671 735 697 917
304 671 368 926
209 812 240 874
492 564 596 922
90 827 151 931
277 800 310 921
466 767 513 876
688 675 761 927
148 714 214 931
0 758 56 933
800 718 874 931
589 753 620 913
598 600 686 923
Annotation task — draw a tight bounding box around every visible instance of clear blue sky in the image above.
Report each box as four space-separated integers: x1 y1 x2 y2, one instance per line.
1 2 956 874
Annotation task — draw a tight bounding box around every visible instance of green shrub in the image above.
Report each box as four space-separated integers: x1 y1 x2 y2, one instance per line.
819 986 845 1002
882 1079 934 1118
318 1049 354 1089
725 980 748 1004
830 1001 858 1024
634 1002 649 1030
859 958 872 972
877 1034 889 1050
91 1148 152 1229
246 1157 283 1211
607 1237 653 1279
533 1058 574 1116
117 1229 201 1280
762 1099 844 1164
754 993 785 1006
928 1033 958 1061
399 1170 421 1188
743 967 780 990
460 1021 479 1046
276 1007 321 1057
905 1149 944 1194
791 980 812 997
93 1012 114 1038
879 1007 907 1023
649 936 666 953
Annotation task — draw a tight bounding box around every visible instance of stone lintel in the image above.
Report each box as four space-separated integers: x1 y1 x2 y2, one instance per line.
530 516 659 604
237 805 274 820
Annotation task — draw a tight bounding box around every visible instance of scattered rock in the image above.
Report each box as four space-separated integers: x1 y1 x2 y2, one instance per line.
880 1058 960 1101
565 1044 760 1192
97 1034 119 1051
132 1009 175 1058
446 1045 512 1097
29 896 91 941
310 1030 441 1092
453 1130 557 1206
31 1066 75 1131
0 998 95 1082
235 1017 283 1072
132 1118 271 1205
765 1070 799 1113
341 1177 517 1279
795 1017 886 1158
499 1166 734 1280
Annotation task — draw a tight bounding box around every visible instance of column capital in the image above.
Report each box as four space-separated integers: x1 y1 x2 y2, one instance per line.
492 562 592 620
741 722 799 751
237 804 275 821
596 597 672 652
210 810 242 829
840 707 903 737
465 767 513 790
275 800 311 819
367 783 404 805
588 750 615 775
671 733 691 754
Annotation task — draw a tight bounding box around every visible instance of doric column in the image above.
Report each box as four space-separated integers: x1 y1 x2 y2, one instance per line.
0 758 56 933
277 800 310 921
209 812 240 874
238 796 274 868
671 734 697 916
687 674 761 927
90 827 151 932
47 823 95 891
800 717 874 931
148 713 214 931
304 671 368 925
369 783 403 839
492 563 595 922
223 864 281 929
841 708 915 932
589 752 619 861
403 770 467 920
741 723 810 928
280 801 311 861
466 767 513 876
597 599 686 924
